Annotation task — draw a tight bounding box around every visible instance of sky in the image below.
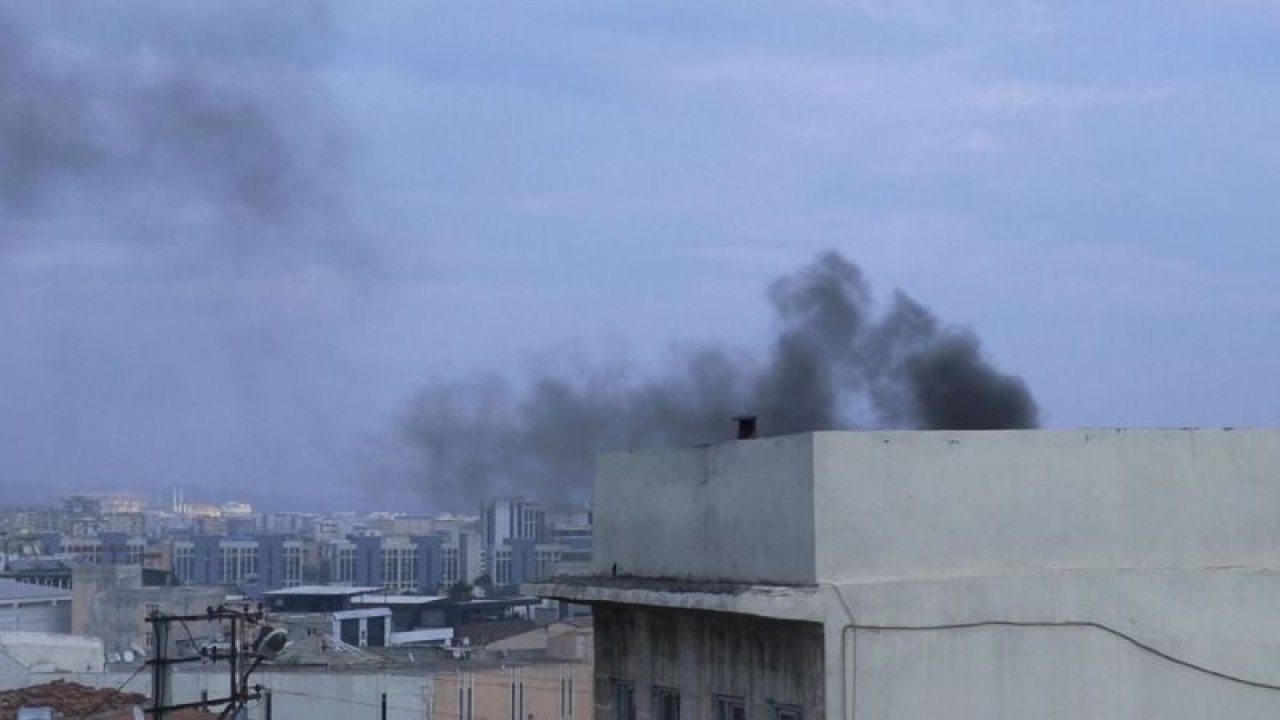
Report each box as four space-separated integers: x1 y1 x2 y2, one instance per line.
2 1 1279 512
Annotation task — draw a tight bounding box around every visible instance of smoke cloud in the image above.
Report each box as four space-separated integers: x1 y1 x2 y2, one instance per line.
0 4 365 507
400 251 1039 509
0 4 351 265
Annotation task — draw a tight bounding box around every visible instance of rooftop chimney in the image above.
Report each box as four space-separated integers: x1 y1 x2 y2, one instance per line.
734 415 758 440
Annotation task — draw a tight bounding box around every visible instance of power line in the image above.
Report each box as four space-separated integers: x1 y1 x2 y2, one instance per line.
74 662 147 720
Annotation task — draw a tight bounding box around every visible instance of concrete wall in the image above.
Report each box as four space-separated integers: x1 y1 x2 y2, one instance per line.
832 566 1280 720
593 428 1280 585
0 632 104 675
851 622 1280 719
594 434 816 584
72 565 224 655
11 668 433 720
593 604 824 720
72 565 143 654
811 428 1280 582
0 600 69 634
181 669 433 720
434 660 592 720
579 428 1280 719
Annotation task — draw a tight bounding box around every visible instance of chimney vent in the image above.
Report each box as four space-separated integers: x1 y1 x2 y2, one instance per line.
734 415 758 440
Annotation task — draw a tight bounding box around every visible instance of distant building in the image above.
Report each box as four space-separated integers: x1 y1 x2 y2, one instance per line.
483 498 592 585
54 533 147 566
263 585 391 648
483 497 545 550
0 580 71 634
534 429 1280 720
71 565 224 657
0 558 74 590
326 533 480 594
170 534 304 591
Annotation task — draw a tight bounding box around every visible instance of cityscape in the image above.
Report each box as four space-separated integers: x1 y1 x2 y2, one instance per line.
1 491 593 598
0 492 594 718
3 1 1278 719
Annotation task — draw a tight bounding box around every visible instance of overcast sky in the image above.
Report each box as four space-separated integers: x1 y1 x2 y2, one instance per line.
2 1 1278 512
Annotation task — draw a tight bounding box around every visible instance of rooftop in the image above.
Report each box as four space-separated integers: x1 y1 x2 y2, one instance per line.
263 585 382 597
0 679 216 719
590 428 1280 586
0 579 70 603
352 594 445 606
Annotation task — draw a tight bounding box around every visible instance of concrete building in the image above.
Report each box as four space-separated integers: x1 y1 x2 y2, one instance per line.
71 565 225 658
545 505 593 567
326 534 477 594
534 428 1280 720
0 580 71 634
484 498 545 550
54 533 148 566
433 659 593 720
0 558 74 590
171 534 304 591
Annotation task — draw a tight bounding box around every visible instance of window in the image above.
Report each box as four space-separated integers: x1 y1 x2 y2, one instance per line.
714 696 746 720
653 688 680 720
612 681 635 720
773 705 802 720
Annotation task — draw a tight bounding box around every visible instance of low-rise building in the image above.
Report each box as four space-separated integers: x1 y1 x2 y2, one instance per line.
71 565 225 658
0 580 71 634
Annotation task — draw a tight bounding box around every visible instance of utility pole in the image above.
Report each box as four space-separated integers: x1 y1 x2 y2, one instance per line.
146 605 268 718
150 615 170 720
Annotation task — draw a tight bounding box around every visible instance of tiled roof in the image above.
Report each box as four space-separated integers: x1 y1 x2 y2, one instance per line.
0 679 218 719
0 679 143 719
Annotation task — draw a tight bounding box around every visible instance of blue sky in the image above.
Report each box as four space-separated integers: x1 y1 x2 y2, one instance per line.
2 2 1278 510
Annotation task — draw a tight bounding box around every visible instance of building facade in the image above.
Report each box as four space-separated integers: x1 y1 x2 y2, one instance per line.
170 534 304 591
534 429 1280 720
0 579 71 634
326 533 481 594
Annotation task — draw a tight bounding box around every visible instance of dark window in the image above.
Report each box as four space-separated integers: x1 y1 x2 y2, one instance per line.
715 696 746 720
653 688 680 720
367 616 386 646
340 618 360 645
773 706 802 720
612 681 635 720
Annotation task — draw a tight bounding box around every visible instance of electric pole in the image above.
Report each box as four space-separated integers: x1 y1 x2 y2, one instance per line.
146 605 269 718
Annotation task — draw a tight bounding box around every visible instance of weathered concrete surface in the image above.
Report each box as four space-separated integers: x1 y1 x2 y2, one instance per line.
594 604 824 720
0 631 103 676
562 429 1280 720
72 564 224 656
595 428 1280 586
812 428 1280 582
1 668 434 720
595 434 816 585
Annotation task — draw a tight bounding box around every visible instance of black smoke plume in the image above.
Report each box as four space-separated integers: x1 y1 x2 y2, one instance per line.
400 251 1039 509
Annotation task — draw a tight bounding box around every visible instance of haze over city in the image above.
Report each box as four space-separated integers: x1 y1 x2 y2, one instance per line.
3 1 1279 512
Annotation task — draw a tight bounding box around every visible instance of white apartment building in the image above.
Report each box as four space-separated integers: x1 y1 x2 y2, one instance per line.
534 428 1280 720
